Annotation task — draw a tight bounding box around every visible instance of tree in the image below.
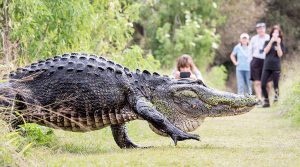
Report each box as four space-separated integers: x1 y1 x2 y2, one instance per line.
137 0 224 70
2 0 159 71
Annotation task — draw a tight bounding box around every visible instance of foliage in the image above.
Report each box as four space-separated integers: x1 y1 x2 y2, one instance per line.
5 0 159 70
204 65 227 90
138 0 224 70
283 82 300 126
271 59 300 126
113 45 160 72
0 121 31 166
265 0 300 53
19 123 57 147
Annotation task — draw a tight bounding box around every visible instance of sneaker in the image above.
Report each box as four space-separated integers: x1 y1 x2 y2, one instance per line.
262 98 270 108
274 89 279 103
273 96 278 103
256 99 263 107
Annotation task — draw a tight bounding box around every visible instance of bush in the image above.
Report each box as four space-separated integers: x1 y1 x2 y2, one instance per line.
138 0 224 70
272 59 300 126
113 45 160 72
19 123 57 147
204 65 227 90
283 83 300 126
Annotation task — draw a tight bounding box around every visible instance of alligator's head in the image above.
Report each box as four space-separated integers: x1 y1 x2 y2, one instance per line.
149 79 256 136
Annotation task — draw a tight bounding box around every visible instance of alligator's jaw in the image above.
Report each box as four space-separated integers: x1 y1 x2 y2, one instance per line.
208 104 255 117
200 87 257 117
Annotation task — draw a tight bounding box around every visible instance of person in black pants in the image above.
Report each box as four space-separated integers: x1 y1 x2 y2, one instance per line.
262 25 285 107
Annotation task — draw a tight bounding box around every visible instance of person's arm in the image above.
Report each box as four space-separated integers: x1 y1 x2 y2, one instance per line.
190 73 197 80
193 69 203 81
264 42 272 55
264 38 276 55
230 45 238 66
230 52 238 66
276 38 283 57
250 37 254 57
171 68 178 79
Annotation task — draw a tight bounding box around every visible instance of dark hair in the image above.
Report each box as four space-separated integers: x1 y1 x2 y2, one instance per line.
270 25 284 40
176 54 196 72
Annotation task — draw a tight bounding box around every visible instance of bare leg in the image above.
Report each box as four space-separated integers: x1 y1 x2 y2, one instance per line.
253 80 262 101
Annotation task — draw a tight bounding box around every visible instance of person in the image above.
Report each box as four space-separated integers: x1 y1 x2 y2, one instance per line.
261 25 285 107
250 22 271 106
230 33 252 95
173 54 203 80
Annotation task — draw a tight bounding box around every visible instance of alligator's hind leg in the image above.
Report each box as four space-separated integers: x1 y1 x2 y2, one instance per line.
111 124 140 149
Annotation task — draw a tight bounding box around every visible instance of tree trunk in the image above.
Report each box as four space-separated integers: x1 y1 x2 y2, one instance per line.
1 0 18 64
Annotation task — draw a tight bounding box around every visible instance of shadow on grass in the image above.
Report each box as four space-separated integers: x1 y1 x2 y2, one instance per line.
48 142 234 155
156 143 233 150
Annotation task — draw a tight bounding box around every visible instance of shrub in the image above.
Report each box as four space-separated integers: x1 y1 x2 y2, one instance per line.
18 123 57 147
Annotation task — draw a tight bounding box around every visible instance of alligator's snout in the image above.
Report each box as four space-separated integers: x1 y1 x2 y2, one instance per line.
199 87 256 117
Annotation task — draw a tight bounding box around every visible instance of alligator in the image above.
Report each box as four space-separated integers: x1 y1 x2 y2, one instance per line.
0 53 256 149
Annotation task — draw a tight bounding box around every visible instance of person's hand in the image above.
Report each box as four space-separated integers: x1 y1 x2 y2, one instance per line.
276 37 281 44
270 36 277 43
190 74 197 80
175 71 180 79
234 62 239 66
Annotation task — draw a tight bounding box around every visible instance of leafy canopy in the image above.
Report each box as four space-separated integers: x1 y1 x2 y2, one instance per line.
7 0 159 71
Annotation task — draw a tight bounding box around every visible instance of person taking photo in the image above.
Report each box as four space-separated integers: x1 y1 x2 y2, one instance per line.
173 54 203 81
261 25 285 107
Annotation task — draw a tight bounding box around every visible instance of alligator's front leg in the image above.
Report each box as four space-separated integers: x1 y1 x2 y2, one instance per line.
132 98 200 145
111 124 140 149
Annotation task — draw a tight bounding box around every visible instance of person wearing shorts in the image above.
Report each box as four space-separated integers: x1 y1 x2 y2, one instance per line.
250 22 270 105
261 25 285 107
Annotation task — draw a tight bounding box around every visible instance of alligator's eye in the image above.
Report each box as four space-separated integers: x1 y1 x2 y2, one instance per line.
175 90 198 98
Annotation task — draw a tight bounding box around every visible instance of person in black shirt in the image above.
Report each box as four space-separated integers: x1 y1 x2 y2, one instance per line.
261 25 285 107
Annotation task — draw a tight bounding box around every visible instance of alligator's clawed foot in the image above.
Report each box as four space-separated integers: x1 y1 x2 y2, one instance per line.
122 143 153 149
138 145 154 149
170 132 200 146
122 141 141 149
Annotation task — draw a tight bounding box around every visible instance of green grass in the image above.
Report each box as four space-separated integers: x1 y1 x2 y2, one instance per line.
270 59 300 126
16 109 299 167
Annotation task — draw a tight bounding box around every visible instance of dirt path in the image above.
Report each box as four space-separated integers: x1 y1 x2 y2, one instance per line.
33 108 300 166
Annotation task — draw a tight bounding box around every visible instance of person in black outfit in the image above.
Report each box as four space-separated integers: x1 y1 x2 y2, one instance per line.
262 25 285 107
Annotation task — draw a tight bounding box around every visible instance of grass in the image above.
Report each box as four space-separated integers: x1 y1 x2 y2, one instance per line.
0 120 32 167
20 109 300 167
270 58 300 126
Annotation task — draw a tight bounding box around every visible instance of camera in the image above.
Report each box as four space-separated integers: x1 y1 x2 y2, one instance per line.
180 72 191 78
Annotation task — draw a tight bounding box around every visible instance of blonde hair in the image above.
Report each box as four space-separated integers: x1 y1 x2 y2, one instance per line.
176 54 196 72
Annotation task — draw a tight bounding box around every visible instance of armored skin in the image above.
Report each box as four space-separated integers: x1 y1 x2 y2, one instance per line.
0 53 256 149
